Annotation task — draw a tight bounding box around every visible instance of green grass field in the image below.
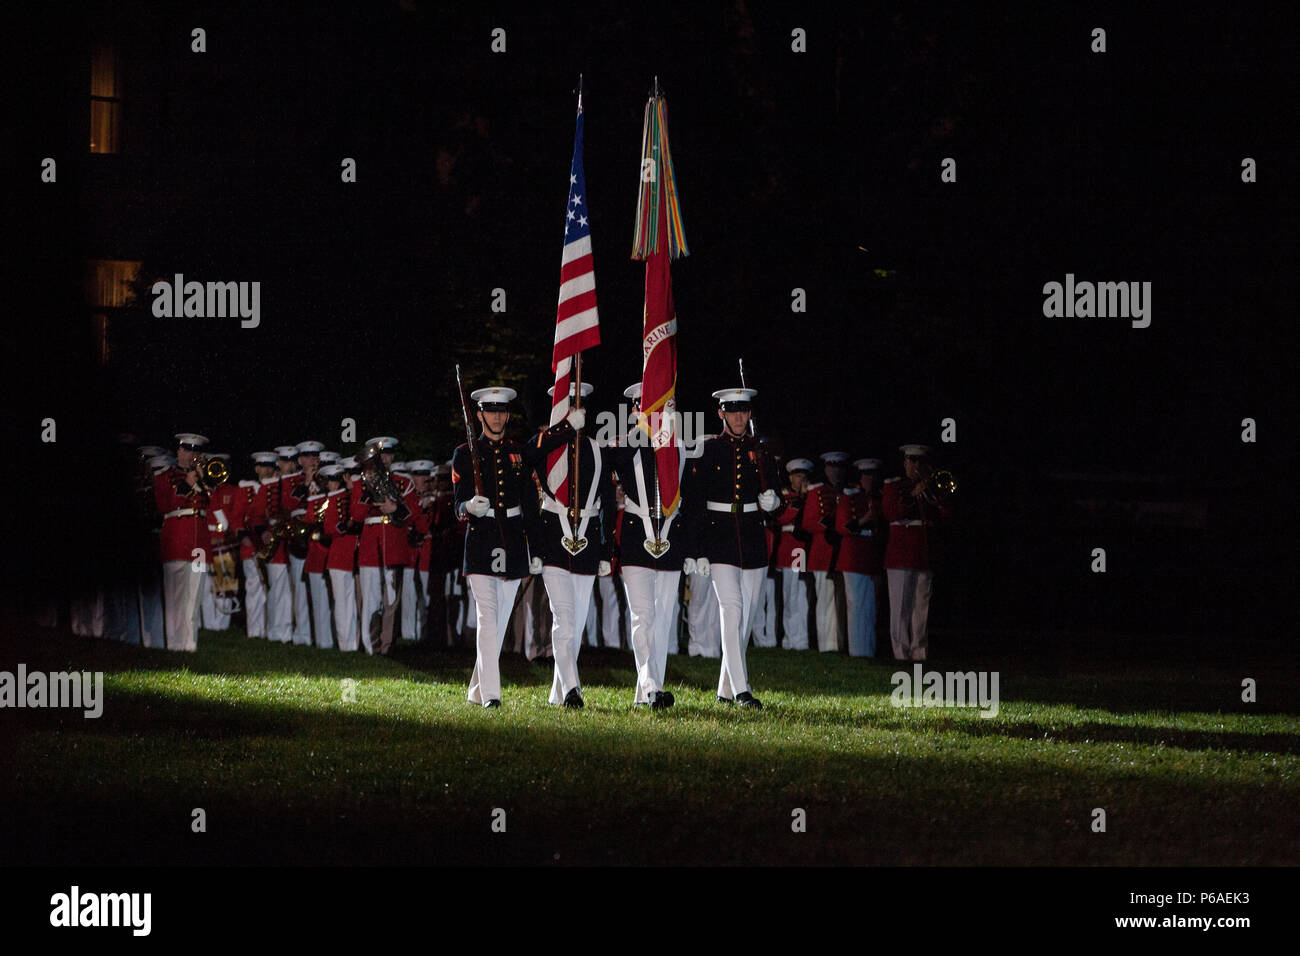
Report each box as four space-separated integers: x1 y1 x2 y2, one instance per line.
4 622 1297 865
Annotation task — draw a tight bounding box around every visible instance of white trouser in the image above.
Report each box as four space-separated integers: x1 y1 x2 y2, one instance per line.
543 567 596 704
780 568 809 649
400 567 417 640
70 587 105 637
687 571 721 657
415 569 430 639
445 571 466 641
266 563 293 643
358 565 400 655
467 575 522 704
139 572 166 649
200 569 231 630
308 572 334 649
749 574 777 647
844 572 878 657
887 568 933 661
813 570 843 652
600 575 622 648
161 560 202 652
622 566 681 703
710 564 765 698
242 558 268 638
330 569 360 651
583 588 599 646
289 554 312 645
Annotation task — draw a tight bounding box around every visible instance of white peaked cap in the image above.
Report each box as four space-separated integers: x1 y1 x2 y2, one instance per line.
149 454 175 471
471 386 517 407
407 460 435 473
623 383 643 401
295 440 325 455
390 461 410 473
319 451 340 464
275 445 299 458
319 464 344 477
138 445 168 459
820 451 849 463
786 458 815 472
363 436 400 450
547 382 594 399
854 458 883 471
175 433 209 448
712 388 757 404
899 444 932 457
252 451 279 464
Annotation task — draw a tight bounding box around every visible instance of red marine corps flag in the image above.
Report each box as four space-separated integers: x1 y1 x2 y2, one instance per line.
547 79 601 505
631 80 688 516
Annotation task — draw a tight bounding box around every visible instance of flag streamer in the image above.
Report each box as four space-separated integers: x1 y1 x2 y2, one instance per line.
632 95 689 261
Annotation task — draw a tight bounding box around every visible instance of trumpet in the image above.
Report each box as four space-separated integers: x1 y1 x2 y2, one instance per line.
192 455 229 493
915 464 957 504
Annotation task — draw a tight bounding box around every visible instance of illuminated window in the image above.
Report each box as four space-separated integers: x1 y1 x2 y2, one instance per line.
90 44 122 154
85 259 141 308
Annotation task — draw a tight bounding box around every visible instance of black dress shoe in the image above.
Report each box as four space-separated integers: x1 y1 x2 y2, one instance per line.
717 695 735 705
736 691 763 709
484 699 501 709
661 690 676 707
650 691 669 710
563 688 585 709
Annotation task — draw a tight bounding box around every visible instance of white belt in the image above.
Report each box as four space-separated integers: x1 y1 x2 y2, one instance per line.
291 509 307 517
890 519 923 527
780 524 794 532
857 529 874 537
363 516 391 525
542 498 600 519
164 508 205 519
484 506 522 518
707 500 758 513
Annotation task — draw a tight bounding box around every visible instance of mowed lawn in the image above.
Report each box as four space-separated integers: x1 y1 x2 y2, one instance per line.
4 622 1297 866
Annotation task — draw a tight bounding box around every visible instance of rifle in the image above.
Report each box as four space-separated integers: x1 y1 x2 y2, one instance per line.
456 364 507 550
738 357 769 493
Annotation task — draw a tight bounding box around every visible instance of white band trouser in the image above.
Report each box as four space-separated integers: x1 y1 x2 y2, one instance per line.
358 565 401 655
780 568 809 649
161 560 202 652
467 574 522 704
622 566 681 703
400 566 419 640
813 570 843 652
749 574 777 647
843 571 877 657
241 558 268 637
542 566 596 704
887 568 933 661
709 563 765 699
266 562 293 642
309 572 334 649
687 570 720 657
289 554 312 645
330 569 360 651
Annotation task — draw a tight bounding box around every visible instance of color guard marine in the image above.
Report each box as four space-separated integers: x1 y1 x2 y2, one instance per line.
535 383 616 709
681 388 781 708
608 382 692 708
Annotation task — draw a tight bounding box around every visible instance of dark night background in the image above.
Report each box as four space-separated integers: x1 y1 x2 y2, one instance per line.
12 1 1298 652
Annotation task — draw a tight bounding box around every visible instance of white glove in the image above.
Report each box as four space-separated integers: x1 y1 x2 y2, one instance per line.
682 557 697 575
530 556 544 575
758 489 780 512
598 560 612 577
466 495 490 517
566 407 586 431
695 558 711 577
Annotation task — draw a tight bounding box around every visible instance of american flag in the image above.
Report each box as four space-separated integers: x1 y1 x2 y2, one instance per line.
547 92 601 503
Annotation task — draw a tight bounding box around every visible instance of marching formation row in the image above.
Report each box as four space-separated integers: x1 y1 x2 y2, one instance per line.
57 384 953 710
